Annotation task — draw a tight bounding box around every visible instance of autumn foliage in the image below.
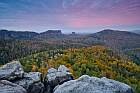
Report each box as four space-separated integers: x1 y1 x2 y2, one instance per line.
20 46 140 93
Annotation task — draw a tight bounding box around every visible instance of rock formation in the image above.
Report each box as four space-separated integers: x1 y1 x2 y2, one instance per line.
0 80 27 93
0 61 24 80
0 61 134 93
0 61 44 93
44 65 73 93
54 75 133 93
13 72 44 93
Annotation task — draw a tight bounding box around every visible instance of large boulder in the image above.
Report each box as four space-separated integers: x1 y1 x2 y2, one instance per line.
0 80 27 93
13 72 44 93
58 65 70 72
54 75 133 93
44 65 73 93
0 61 24 81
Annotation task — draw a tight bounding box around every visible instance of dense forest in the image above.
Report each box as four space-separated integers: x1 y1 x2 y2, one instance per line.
0 29 140 65
0 39 49 65
0 30 140 93
19 46 140 93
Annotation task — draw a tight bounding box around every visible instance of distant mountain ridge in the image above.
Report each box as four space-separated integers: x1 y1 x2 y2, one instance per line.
0 29 38 40
35 30 65 39
0 29 140 65
133 30 140 34
1 29 140 47
1 29 140 40
90 29 140 49
0 29 65 40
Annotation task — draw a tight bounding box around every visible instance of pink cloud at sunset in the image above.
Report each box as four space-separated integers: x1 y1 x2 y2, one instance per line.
0 0 140 32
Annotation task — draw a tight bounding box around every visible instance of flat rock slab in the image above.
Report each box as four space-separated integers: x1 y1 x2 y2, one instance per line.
0 61 24 81
54 75 133 93
0 80 27 93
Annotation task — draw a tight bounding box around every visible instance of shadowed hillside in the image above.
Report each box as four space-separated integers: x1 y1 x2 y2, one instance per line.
0 29 140 65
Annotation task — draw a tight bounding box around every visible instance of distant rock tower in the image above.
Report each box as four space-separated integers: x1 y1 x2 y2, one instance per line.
72 32 76 35
46 30 62 34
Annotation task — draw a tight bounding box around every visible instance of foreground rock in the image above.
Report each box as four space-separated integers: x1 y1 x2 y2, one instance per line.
0 61 133 93
54 75 133 93
13 72 44 93
0 80 27 93
44 65 73 93
0 61 24 81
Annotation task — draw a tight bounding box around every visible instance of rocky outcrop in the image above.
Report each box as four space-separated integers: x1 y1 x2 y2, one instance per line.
44 30 62 34
0 61 24 81
13 72 44 93
0 62 73 93
37 30 63 39
54 75 133 93
44 65 73 93
0 61 134 93
0 80 27 93
0 61 44 93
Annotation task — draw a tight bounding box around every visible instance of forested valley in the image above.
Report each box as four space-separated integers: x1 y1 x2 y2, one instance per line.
0 29 140 93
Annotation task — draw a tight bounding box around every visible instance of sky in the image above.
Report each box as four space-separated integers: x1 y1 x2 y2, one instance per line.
0 0 140 33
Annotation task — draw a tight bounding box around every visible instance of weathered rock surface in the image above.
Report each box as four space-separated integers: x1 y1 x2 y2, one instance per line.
54 75 133 93
13 72 44 93
0 61 24 80
58 65 70 72
44 65 73 93
0 80 27 93
0 61 134 93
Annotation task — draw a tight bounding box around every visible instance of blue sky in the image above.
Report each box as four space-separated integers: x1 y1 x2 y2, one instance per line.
0 0 140 33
